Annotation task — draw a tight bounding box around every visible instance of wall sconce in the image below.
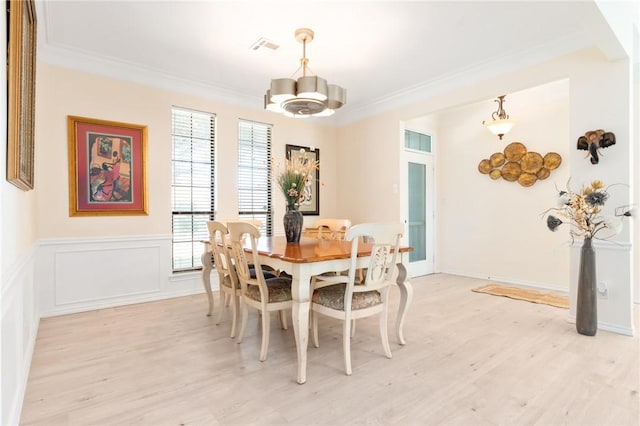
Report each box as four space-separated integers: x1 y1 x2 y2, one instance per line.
483 95 516 140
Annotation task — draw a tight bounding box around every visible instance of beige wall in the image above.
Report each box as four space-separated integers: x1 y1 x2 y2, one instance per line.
33 48 636 324
436 80 571 289
1 55 37 268
335 47 635 332
34 64 338 239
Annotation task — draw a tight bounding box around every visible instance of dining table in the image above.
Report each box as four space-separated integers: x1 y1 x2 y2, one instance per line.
202 235 413 384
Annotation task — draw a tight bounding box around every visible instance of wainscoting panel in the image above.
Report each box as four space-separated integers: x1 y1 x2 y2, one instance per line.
54 245 161 305
1 245 39 426
38 235 209 317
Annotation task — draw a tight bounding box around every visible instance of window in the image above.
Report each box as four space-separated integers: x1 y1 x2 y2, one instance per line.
238 120 272 236
171 107 215 271
405 129 432 153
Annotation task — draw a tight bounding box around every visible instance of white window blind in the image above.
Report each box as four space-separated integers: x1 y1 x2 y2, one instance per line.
171 107 216 271
238 120 272 236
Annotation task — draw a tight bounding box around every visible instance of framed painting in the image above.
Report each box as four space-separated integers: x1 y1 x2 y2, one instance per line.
6 0 37 190
286 144 320 215
67 116 148 216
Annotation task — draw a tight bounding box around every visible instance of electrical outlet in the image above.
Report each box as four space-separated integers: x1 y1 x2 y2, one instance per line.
597 281 608 299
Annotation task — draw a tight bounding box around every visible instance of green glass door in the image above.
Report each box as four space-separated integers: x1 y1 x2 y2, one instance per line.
408 162 427 263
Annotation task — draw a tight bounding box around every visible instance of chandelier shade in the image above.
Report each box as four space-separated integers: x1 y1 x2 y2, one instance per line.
484 119 516 139
264 28 346 118
270 79 296 103
482 95 516 140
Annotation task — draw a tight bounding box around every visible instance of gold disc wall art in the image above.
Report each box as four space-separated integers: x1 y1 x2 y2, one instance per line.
504 142 526 162
477 142 562 187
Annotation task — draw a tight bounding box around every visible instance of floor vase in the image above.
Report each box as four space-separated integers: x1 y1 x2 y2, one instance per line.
283 204 303 243
576 237 597 336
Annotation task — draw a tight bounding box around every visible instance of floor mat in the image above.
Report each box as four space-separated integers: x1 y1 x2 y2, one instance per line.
472 284 569 309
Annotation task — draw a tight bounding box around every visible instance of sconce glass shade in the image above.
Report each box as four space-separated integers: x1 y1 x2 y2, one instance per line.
483 95 515 140
483 119 516 140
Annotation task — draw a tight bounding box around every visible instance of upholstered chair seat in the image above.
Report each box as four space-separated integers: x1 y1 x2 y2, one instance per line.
220 274 237 289
312 284 381 310
250 268 278 280
220 267 277 290
245 277 293 303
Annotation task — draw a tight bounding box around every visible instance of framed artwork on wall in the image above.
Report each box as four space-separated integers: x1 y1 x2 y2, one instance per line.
286 144 320 215
6 0 37 191
67 116 148 216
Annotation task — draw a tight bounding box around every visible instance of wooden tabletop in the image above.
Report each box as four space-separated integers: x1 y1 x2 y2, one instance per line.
251 236 412 264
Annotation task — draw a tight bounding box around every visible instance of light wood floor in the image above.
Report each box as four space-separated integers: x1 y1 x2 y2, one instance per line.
21 274 639 425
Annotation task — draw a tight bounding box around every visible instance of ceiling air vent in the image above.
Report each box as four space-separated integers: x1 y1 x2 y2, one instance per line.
250 37 280 51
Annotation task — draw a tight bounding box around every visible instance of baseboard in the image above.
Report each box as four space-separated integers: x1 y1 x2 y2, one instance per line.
438 269 568 294
565 314 635 336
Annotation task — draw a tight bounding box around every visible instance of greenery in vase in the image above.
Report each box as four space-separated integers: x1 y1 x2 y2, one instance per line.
544 179 633 241
272 148 319 207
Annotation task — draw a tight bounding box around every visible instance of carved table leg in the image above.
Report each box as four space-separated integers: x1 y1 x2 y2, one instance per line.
201 246 214 317
395 263 413 345
291 266 311 384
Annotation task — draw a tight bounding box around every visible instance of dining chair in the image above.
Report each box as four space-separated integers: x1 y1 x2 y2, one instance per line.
227 222 293 362
219 217 264 229
310 222 404 375
206 221 243 338
218 218 279 276
313 218 351 240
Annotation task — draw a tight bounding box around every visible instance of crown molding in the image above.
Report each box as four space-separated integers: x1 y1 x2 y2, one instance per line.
36 12 589 129
333 30 592 126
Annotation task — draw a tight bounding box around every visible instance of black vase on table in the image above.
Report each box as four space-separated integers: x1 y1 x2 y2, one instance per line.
576 237 597 336
283 204 303 243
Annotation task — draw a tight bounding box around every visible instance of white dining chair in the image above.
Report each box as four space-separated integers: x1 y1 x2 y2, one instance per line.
310 222 404 375
227 222 293 362
206 221 243 338
218 218 279 277
313 218 351 240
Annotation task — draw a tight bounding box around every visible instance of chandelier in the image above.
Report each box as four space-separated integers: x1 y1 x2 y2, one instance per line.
482 95 516 140
264 28 346 118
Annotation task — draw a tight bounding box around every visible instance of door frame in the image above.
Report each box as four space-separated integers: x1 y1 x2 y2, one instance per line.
399 125 435 277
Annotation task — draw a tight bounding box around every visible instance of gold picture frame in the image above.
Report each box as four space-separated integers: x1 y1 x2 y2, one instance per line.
68 116 148 216
7 0 37 190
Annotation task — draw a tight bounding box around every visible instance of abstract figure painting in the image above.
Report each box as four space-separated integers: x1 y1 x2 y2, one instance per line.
285 144 320 215
67 116 148 216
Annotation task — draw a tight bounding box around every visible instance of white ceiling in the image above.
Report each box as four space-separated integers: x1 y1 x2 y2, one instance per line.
35 1 626 124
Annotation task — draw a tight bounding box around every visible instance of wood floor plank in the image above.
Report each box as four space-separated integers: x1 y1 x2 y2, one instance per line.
20 274 639 425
